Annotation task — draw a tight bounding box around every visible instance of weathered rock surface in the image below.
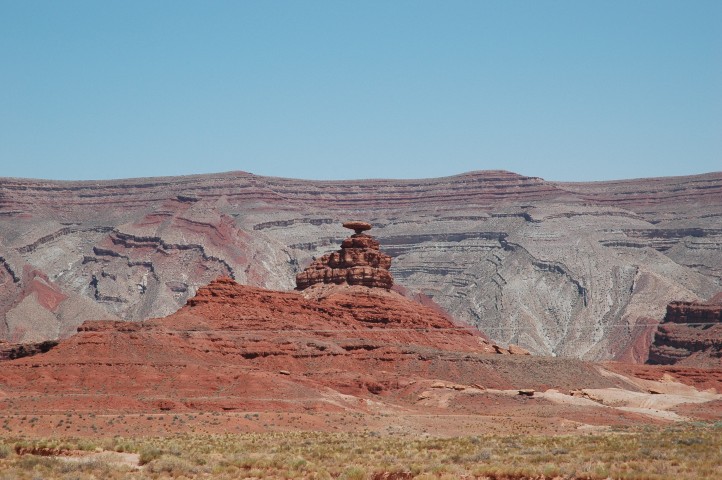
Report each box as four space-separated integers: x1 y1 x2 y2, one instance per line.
648 295 722 367
0 277 544 413
664 298 722 325
296 223 393 290
0 339 58 360
2 276 719 434
1 170 721 360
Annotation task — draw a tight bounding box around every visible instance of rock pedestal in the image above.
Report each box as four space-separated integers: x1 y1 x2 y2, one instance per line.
296 222 393 290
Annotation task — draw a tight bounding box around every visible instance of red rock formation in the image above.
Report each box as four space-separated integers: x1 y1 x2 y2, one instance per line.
0 276 558 414
648 294 722 367
2 275 719 434
507 344 532 355
606 362 722 392
664 300 722 325
342 221 373 234
0 339 58 360
296 222 393 290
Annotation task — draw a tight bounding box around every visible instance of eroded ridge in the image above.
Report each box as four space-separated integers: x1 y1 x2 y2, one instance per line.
648 293 722 367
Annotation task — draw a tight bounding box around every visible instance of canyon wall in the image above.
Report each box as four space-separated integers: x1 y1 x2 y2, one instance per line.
648 296 722 367
1 170 720 361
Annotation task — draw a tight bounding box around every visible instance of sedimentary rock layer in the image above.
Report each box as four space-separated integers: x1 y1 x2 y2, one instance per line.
0 277 532 413
0 339 58 360
648 296 722 367
2 277 717 430
1 170 721 361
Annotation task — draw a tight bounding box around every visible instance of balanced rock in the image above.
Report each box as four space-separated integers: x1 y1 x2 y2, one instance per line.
342 221 372 234
296 222 393 290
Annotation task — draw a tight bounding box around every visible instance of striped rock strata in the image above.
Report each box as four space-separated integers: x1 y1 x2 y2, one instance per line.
648 294 722 367
1 170 721 362
0 276 509 413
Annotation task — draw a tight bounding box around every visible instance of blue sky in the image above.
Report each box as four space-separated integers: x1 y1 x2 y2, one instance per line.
1 1 720 181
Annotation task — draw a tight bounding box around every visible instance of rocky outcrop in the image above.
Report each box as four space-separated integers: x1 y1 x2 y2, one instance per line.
2 274 721 435
663 300 722 324
0 276 552 413
0 339 58 360
507 344 532 355
296 222 393 290
1 170 721 361
648 295 722 367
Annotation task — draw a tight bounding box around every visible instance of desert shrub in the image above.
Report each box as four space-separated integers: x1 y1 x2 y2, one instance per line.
138 446 164 465
146 455 197 475
466 449 492 462
17 454 60 469
340 465 367 480
110 438 135 453
75 439 100 451
288 456 308 470
0 444 11 459
58 457 113 475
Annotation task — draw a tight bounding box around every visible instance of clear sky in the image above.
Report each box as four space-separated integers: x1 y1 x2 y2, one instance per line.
1 1 720 182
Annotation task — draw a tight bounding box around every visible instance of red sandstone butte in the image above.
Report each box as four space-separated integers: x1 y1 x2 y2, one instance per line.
648 294 722 367
296 222 393 290
0 276 503 413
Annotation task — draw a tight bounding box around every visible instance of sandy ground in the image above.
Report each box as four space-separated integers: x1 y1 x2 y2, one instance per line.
1 373 718 439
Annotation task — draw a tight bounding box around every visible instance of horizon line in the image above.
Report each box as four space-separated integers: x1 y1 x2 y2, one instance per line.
2 169 721 185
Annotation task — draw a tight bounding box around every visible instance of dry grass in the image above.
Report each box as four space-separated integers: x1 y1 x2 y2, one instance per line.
0 422 719 479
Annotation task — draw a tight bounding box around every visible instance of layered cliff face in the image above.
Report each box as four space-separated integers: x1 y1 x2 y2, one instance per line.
648 295 722 367
1 170 721 361
0 276 514 413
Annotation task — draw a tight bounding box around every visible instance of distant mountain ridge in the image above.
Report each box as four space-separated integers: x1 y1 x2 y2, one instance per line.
1 170 720 361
